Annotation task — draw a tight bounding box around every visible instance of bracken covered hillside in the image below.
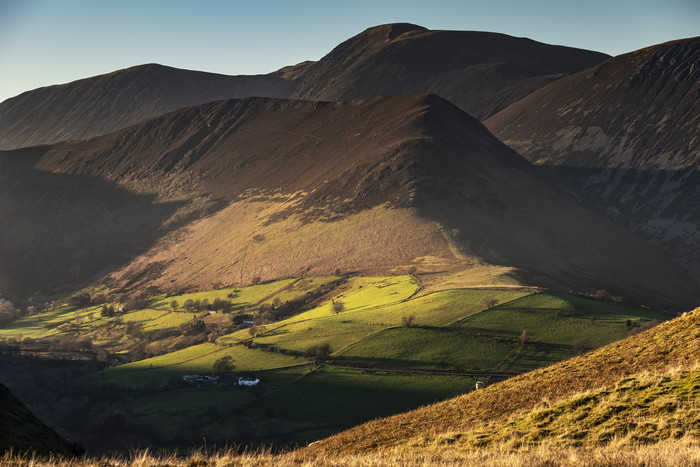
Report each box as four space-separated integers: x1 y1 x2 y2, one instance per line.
0 95 695 312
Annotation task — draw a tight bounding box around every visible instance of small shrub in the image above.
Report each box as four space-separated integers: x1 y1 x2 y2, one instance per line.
68 293 92 307
481 295 499 308
401 315 416 328
332 299 344 314
519 330 530 347
248 325 266 337
573 337 591 354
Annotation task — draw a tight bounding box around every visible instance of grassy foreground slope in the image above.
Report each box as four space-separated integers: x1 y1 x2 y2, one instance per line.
304 308 700 456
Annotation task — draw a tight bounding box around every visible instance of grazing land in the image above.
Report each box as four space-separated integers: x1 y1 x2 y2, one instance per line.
0 274 665 451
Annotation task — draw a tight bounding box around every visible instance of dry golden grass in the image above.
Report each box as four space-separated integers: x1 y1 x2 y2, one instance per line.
3 439 700 466
111 198 459 290
420 365 699 450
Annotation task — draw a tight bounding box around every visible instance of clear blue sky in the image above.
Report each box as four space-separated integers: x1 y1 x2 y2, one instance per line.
1 0 698 103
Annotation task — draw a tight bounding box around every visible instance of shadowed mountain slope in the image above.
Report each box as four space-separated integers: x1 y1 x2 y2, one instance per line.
290 23 610 120
485 37 699 169
0 64 293 150
485 37 700 276
304 307 700 456
0 383 80 456
1 95 695 311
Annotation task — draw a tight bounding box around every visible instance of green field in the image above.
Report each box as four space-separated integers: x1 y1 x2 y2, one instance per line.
239 285 528 355
240 366 479 444
0 274 669 449
93 343 307 390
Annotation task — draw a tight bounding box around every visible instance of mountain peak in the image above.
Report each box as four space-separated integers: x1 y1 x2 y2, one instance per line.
358 23 428 41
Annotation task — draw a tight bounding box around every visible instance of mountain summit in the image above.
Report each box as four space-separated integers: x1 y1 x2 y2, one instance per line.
290 23 610 120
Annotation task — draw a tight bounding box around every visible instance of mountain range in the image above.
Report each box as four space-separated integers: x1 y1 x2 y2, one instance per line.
0 24 608 150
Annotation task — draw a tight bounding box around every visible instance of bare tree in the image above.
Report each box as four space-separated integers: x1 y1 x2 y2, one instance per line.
519 330 530 347
572 337 591 354
213 356 235 375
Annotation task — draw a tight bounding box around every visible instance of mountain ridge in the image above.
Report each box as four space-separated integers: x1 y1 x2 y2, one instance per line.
0 24 610 150
485 36 700 279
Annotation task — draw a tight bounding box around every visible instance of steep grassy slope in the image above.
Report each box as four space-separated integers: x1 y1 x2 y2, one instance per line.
305 308 700 455
0 384 79 456
1 95 696 310
290 23 609 120
434 366 699 449
485 37 700 277
0 64 293 149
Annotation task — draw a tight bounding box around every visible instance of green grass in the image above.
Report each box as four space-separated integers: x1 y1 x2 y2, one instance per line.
7 275 671 453
92 343 306 390
332 292 665 375
258 276 338 305
134 386 258 420
236 287 529 355
336 327 517 371
244 366 478 426
150 279 297 310
0 304 103 339
452 293 664 349
218 275 423 346
280 275 421 322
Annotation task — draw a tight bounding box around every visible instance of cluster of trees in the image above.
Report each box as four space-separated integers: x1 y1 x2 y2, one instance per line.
174 298 233 313
304 343 332 359
0 299 20 327
101 305 118 317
